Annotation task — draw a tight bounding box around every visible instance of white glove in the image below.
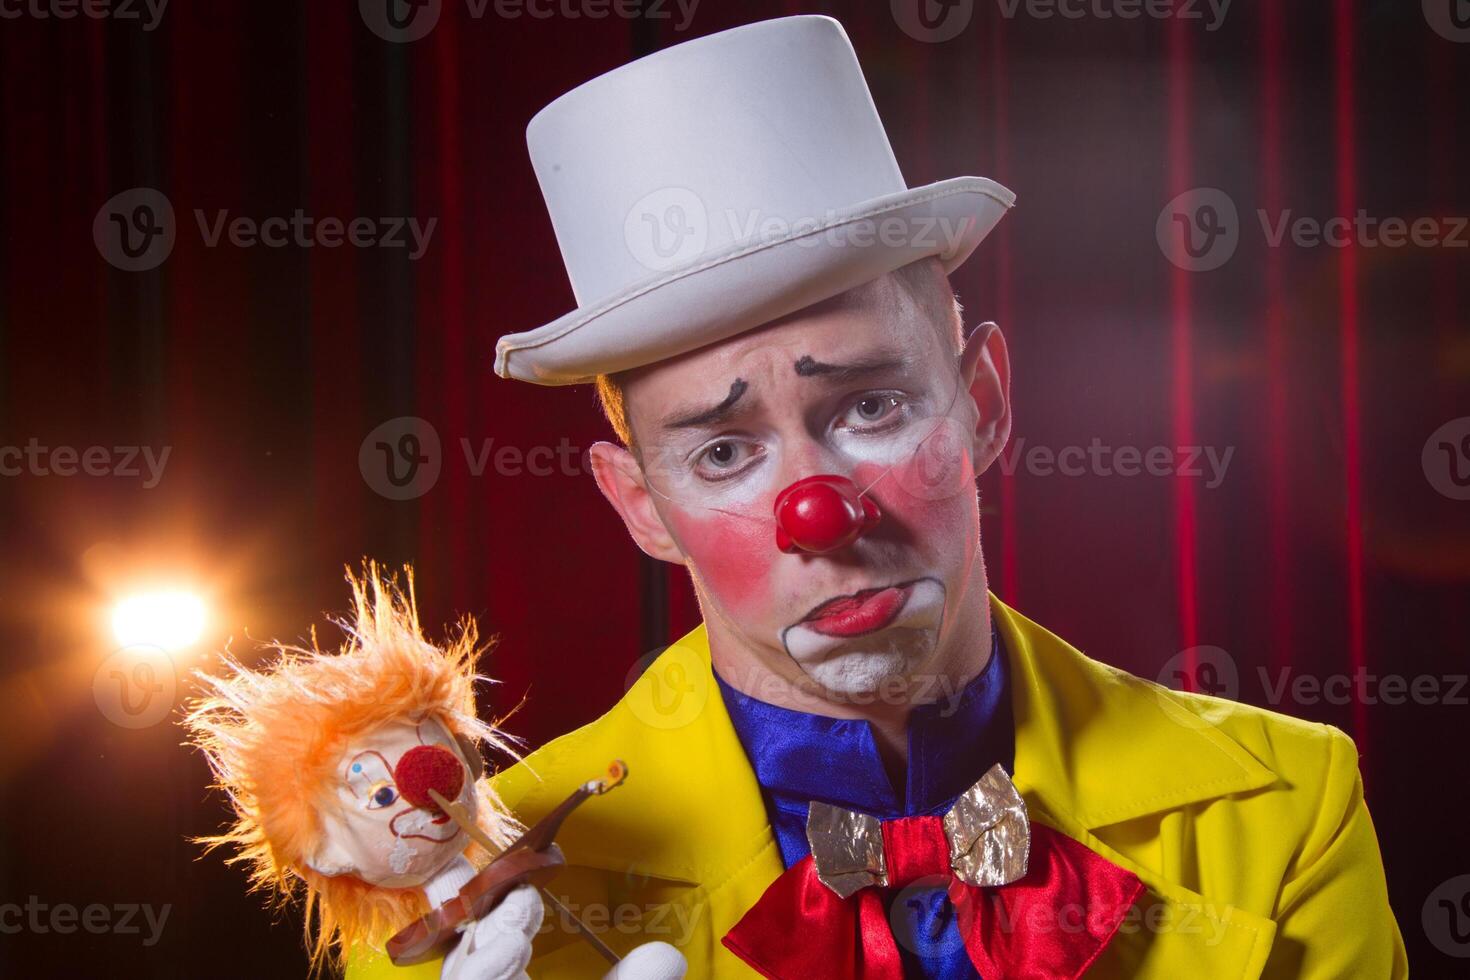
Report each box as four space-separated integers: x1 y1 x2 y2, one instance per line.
439 883 688 980
440 883 542 980
601 941 687 980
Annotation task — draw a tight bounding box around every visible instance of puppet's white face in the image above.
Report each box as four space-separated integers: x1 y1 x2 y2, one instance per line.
307 717 479 889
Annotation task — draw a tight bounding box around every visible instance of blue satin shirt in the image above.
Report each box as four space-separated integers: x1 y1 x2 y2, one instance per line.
715 626 1014 979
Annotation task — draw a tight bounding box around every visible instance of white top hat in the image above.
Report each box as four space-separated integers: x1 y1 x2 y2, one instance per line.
494 14 1015 386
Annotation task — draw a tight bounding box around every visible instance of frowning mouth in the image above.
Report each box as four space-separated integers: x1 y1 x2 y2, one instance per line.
799 580 918 638
390 808 460 843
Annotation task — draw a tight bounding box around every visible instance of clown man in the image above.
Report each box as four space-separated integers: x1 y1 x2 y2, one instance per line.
353 15 1405 980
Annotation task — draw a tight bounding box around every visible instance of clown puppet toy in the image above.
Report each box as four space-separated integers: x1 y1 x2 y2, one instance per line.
183 564 686 980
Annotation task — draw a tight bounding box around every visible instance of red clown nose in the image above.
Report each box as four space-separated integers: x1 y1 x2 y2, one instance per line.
393 744 466 813
773 474 882 554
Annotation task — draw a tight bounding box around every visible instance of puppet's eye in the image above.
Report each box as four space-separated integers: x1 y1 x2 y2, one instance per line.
367 783 399 809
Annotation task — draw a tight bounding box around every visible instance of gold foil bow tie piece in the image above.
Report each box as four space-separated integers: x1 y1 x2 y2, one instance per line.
806 763 1031 899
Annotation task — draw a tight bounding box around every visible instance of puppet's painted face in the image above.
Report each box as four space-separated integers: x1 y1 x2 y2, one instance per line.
621 270 989 698
307 717 479 889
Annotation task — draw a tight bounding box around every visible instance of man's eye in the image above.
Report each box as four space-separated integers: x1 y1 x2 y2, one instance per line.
694 440 755 478
841 394 905 431
367 783 399 809
707 442 740 466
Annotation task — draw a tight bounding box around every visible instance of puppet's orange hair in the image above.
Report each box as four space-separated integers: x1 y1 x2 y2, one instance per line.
182 562 522 973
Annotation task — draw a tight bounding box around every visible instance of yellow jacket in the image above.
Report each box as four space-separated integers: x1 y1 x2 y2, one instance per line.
350 597 1407 978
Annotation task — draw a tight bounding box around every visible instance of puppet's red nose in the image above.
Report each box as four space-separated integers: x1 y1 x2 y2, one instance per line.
773 474 881 554
393 744 465 812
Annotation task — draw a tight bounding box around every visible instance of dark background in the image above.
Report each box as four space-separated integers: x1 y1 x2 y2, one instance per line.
1 0 1466 976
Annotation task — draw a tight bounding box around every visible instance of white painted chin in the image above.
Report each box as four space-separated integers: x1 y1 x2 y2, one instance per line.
782 578 946 696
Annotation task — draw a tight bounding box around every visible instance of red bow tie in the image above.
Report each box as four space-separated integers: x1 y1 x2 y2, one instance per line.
722 765 1144 980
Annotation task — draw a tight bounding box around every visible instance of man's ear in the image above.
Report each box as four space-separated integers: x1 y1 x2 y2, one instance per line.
588 441 686 564
958 321 1012 474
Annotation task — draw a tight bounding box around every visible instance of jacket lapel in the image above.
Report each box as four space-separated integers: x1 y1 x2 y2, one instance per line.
493 623 782 970
993 597 1279 977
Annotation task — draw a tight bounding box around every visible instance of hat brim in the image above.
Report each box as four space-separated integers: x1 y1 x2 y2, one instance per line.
494 176 1015 385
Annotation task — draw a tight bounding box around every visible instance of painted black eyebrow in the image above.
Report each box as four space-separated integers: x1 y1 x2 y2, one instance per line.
661 378 750 430
793 353 907 384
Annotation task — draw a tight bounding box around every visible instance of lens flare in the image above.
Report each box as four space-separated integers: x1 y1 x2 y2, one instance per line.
111 590 208 651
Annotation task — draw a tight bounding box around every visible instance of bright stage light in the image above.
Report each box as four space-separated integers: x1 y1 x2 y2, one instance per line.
111 590 208 651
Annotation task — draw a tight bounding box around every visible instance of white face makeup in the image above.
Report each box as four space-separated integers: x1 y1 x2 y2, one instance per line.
616 268 992 704
635 317 971 525
781 576 948 695
308 717 479 889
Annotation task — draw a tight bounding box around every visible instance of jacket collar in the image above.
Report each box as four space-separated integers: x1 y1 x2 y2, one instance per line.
991 597 1278 831
515 595 1278 889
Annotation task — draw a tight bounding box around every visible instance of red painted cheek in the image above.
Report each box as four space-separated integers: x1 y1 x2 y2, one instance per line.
667 508 774 616
852 434 978 535
850 460 888 495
